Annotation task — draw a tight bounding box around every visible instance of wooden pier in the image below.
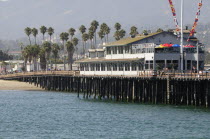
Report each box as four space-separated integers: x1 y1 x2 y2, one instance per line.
1 71 210 108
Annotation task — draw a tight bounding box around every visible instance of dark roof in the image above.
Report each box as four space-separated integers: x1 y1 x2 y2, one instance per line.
104 32 163 47
104 29 197 47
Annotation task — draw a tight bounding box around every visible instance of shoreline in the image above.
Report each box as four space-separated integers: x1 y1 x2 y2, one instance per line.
0 80 44 91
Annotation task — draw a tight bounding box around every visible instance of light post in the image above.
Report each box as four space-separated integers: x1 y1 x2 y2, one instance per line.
180 0 184 71
197 41 199 73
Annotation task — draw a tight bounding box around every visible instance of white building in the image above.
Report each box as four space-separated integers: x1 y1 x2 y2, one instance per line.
76 30 205 76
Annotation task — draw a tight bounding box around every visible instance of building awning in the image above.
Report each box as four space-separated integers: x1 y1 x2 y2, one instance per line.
75 58 144 63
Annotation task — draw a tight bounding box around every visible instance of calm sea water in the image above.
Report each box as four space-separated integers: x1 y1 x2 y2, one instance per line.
0 90 210 139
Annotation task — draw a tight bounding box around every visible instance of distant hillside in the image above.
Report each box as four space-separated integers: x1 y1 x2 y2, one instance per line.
197 23 210 48
0 0 210 39
0 40 20 51
0 23 210 52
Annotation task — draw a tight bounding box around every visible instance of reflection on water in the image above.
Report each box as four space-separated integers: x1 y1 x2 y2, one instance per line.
0 90 210 139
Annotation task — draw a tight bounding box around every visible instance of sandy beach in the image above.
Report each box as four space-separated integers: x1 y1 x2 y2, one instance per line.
0 80 44 91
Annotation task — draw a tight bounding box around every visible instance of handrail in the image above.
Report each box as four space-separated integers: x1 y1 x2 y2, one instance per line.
0 71 80 79
1 70 210 79
137 70 210 78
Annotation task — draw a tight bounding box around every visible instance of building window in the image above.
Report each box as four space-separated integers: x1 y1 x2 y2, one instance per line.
80 63 85 71
112 63 117 71
156 60 165 70
145 64 149 70
125 46 130 54
138 63 143 70
107 47 111 55
125 63 130 71
145 61 149 70
90 64 95 71
150 61 153 70
118 46 123 54
145 61 154 70
107 63 112 71
132 63 137 71
187 60 191 70
85 64 89 71
119 63 124 71
150 63 153 69
113 47 117 54
96 63 100 71
101 63 105 71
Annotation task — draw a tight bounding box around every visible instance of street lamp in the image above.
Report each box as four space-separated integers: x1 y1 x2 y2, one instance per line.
180 0 184 71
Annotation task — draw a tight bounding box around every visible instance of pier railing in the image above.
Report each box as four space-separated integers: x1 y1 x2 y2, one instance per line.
0 71 80 79
1 70 210 79
138 70 210 78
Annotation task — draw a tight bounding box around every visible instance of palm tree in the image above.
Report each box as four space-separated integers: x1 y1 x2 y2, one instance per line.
104 26 110 43
119 29 126 39
22 46 30 71
59 32 69 51
79 25 87 56
157 28 164 32
114 23 125 40
32 28 38 45
100 23 110 43
47 27 54 42
24 27 32 45
79 25 86 34
31 44 40 71
59 32 69 70
91 20 99 46
18 42 24 51
40 26 47 41
39 47 47 71
72 38 79 59
1 61 8 73
130 26 138 38
100 23 107 42
66 41 75 70
51 43 60 70
143 30 148 35
47 27 54 70
82 33 89 56
88 26 95 49
42 41 51 70
68 28 76 40
114 31 120 41
114 23 121 31
98 30 105 43
23 45 33 71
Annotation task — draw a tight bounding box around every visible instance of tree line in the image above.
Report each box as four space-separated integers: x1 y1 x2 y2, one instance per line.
23 20 163 71
0 50 13 61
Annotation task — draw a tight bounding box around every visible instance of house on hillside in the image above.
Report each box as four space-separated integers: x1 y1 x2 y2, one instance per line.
76 29 205 76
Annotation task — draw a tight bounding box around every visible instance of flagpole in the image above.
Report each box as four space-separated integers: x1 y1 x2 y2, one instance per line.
180 0 184 71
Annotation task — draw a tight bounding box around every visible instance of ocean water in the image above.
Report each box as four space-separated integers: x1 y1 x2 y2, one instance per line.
0 90 210 139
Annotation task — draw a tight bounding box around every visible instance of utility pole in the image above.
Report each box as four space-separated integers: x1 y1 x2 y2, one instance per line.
197 41 199 72
180 0 184 71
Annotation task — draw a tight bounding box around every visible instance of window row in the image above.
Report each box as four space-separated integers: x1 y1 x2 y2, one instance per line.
80 62 144 71
106 46 131 55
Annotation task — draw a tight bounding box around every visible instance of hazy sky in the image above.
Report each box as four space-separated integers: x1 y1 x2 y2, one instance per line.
0 0 210 39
